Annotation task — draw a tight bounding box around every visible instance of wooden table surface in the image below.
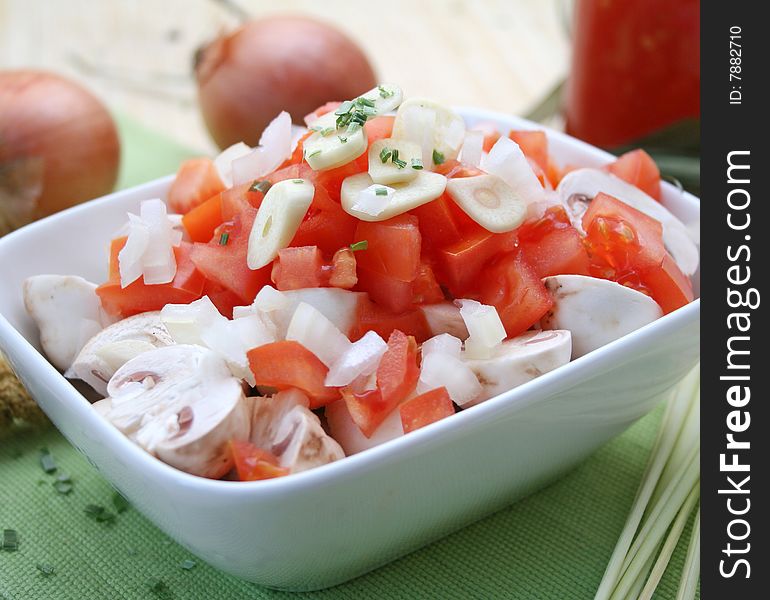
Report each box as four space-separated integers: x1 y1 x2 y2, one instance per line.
0 0 570 153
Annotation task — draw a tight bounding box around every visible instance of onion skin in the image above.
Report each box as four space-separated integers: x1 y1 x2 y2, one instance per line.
0 70 120 222
196 16 377 149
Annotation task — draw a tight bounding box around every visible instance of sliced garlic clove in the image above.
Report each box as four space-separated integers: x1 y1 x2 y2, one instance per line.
392 97 466 167
341 171 446 221
541 275 663 358
247 179 315 270
303 110 368 171
368 139 421 185
446 174 527 233
357 83 404 115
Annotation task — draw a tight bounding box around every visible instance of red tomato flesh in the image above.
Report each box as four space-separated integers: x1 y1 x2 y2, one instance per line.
607 149 662 201
354 215 422 282
349 297 432 344
167 158 225 215
509 130 549 174
400 387 455 433
639 253 694 314
271 246 325 291
517 206 590 278
229 440 289 481
182 193 223 243
438 230 517 295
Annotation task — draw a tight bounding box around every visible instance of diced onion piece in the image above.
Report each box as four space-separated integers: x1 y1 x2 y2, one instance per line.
417 353 481 407
139 199 177 285
459 130 484 167
286 302 352 368
457 299 506 359
325 330 388 387
161 295 221 345
446 174 527 233
392 97 466 167
253 285 289 313
232 111 293 186
421 334 462 360
368 139 421 185
247 179 315 270
118 214 149 288
214 141 251 188
482 137 544 205
352 184 395 217
341 171 447 222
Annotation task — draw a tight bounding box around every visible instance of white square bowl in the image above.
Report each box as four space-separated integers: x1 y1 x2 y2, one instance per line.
0 109 699 591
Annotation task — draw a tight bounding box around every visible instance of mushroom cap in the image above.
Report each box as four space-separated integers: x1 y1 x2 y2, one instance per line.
463 329 572 406
23 274 113 370
250 389 344 472
102 344 249 479
541 275 663 358
67 311 173 396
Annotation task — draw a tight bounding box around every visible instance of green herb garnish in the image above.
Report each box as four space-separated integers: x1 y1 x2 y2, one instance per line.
306 149 322 158
113 491 130 514
249 179 271 194
349 240 368 252
84 504 116 523
292 179 304 184
311 126 335 137
432 149 445 165
338 135 348 144
378 85 394 98
335 96 376 131
218 232 230 246
36 563 56 576
379 147 393 163
3 529 18 551
180 559 197 570
391 149 407 169
375 187 389 196
411 158 424 170
39 448 56 474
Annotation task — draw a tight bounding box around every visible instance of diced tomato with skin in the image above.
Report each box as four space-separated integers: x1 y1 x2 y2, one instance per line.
182 193 223 243
583 192 666 273
354 215 422 282
438 230 517 295
343 330 419 437
229 440 289 481
479 251 554 338
639 254 694 314
247 341 339 409
509 130 549 174
290 184 358 255
203 280 242 319
410 194 465 250
191 208 271 304
607 149 662 201
167 158 225 215
546 157 563 188
349 297 432 343
279 130 313 169
328 247 357 289
271 246 325 291
364 116 395 146
96 238 206 318
400 387 455 433
517 206 590 278
220 182 266 220
433 160 485 179
313 160 366 199
411 263 444 304
356 265 414 313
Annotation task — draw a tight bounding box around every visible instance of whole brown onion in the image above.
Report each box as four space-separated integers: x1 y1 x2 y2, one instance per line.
0 70 120 232
196 16 377 149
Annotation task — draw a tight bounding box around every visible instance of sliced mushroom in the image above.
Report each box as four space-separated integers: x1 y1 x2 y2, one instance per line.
541 275 663 358
101 344 249 479
23 275 115 371
463 330 572 407
325 398 404 456
249 389 344 472
419 303 469 339
556 168 699 275
67 311 173 396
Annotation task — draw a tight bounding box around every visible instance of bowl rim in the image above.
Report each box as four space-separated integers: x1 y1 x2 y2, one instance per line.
0 107 700 500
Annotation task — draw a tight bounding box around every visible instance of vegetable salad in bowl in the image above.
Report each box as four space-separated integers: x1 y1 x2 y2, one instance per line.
22 85 698 482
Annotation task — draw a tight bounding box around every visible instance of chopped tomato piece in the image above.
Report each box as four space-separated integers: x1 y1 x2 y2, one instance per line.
482 130 501 153
400 387 455 433
279 130 312 168
350 297 432 343
329 247 358 289
438 230 517 295
182 193 223 243
546 157 563 187
354 215 422 282
167 158 225 215
517 206 590 278
411 263 444 304
343 330 419 436
583 192 666 273
229 440 289 481
509 130 549 174
607 149 661 201
191 208 271 304
479 251 554 337
410 194 464 250
433 159 485 179
220 182 266 220
364 115 395 146
247 341 339 409
313 160 367 199
639 254 694 314
356 265 414 313
96 238 206 318
271 246 325 291
203 280 242 319
290 184 358 255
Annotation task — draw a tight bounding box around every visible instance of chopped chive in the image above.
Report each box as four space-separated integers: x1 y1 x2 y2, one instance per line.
379 147 393 163
356 96 376 108
375 187 388 196
180 559 197 570
113 491 130 514
249 179 271 194
36 563 56 576
393 158 407 169
307 149 322 158
334 100 354 115
292 179 304 184
378 85 394 98
338 135 348 144
84 504 116 523
311 125 334 136
3 529 18 551
411 158 424 170
39 448 57 474
349 240 368 252
432 149 445 165
218 232 229 246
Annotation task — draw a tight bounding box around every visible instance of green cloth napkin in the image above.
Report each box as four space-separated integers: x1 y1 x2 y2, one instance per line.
0 118 699 599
